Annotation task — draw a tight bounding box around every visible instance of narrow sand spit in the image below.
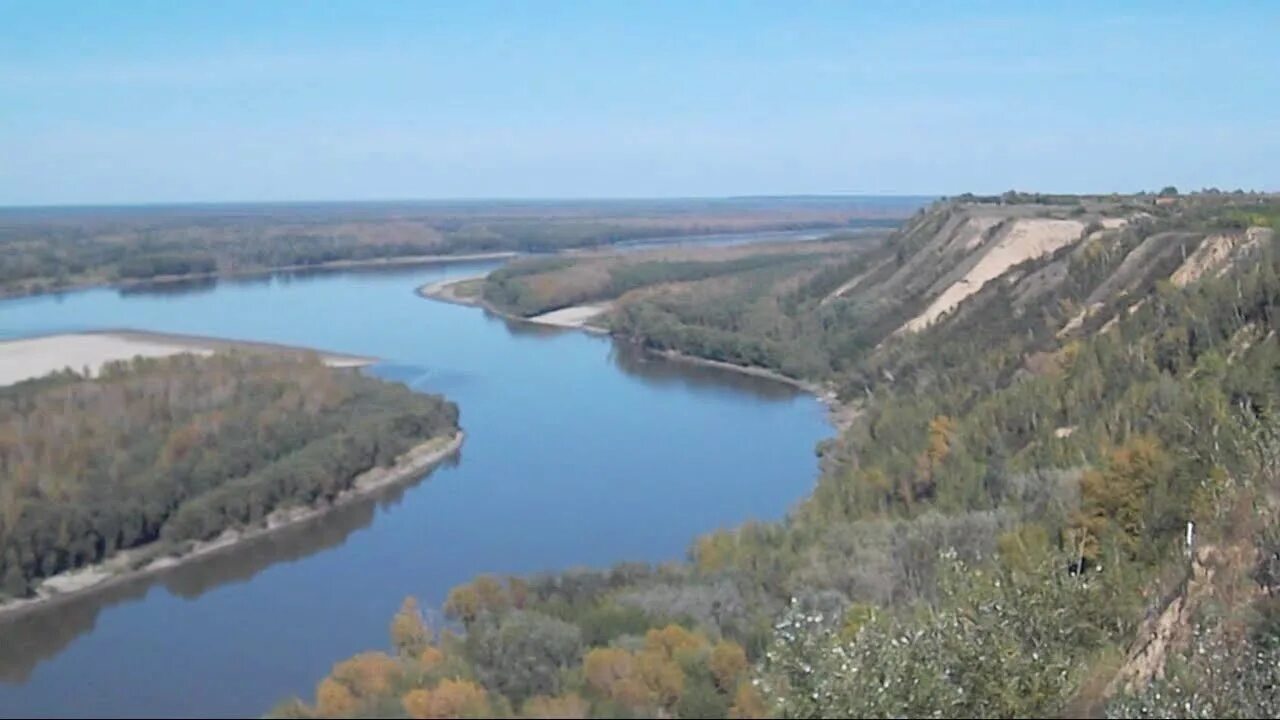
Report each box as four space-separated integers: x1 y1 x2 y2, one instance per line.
527 303 613 329
0 331 373 387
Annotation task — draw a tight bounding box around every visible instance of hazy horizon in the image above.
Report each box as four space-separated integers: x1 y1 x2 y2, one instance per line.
4 1 1277 205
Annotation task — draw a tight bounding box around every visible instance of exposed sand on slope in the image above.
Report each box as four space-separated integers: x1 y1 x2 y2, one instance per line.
1171 227 1272 287
902 218 1085 332
527 303 613 329
0 331 372 387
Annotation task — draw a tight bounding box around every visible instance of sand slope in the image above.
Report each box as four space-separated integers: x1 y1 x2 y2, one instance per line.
527 303 613 329
902 218 1085 332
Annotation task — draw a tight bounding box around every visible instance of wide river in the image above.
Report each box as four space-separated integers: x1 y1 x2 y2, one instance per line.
0 261 829 718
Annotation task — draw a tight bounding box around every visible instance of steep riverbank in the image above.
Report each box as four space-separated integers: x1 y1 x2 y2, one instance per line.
0 431 464 622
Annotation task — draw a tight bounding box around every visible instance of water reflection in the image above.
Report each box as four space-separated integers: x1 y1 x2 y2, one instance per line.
118 276 221 298
0 450 460 684
610 342 801 401
0 258 827 717
492 314 803 401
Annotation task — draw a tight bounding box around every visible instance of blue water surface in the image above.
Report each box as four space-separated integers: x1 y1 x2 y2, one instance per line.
0 262 828 718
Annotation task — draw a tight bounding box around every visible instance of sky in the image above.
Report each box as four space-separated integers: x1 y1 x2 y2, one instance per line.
1 1 1277 205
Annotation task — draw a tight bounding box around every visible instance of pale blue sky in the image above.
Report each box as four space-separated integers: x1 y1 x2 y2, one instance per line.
2 1 1276 205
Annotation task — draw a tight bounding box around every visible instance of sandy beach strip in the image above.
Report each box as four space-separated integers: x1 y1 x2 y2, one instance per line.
0 330 375 387
527 303 613 329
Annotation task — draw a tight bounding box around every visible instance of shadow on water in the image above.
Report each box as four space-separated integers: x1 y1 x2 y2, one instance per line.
118 276 223 298
490 312 803 401
609 342 802 401
0 451 460 684
115 260 505 300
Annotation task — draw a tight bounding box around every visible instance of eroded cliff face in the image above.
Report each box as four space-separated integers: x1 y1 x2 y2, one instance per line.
819 198 1272 356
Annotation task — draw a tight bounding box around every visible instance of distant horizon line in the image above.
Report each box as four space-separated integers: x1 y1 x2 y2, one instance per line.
7 187 1275 212
0 193 945 212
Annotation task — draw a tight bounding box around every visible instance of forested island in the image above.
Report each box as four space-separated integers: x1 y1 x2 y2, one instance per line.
281 190 1280 718
0 352 460 611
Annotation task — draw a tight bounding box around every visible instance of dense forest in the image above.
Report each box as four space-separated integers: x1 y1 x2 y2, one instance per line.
0 353 458 599
277 192 1280 718
0 198 914 297
481 244 847 318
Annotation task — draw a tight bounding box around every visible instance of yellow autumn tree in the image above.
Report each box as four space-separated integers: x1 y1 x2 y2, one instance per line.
583 647 634 699
314 677 357 719
402 689 432 719
471 575 509 614
643 624 707 660
402 679 489 719
708 640 748 691
419 645 445 672
331 651 399 698
507 576 529 610
443 584 480 624
521 693 591 719
911 414 956 502
1071 435 1168 561
635 649 684 708
391 596 429 657
693 530 735 573
926 415 956 465
728 681 768 719
443 575 509 624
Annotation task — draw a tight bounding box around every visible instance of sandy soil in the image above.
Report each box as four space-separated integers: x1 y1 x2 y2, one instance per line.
1171 227 1271 287
0 431 464 621
416 273 489 306
527 303 613 329
0 331 373 387
903 218 1085 332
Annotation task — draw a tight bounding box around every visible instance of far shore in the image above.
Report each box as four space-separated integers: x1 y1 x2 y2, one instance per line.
416 275 857 431
0 251 518 301
0 431 464 623
0 330 376 387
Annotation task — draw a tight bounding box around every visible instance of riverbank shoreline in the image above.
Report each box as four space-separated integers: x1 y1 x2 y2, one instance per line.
0 431 464 623
416 276 611 335
643 346 859 432
416 275 857 431
0 252 519 302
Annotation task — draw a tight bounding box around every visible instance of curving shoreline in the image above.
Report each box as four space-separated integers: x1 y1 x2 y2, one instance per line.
415 276 611 334
0 252 519 301
416 276 858 431
0 431 464 623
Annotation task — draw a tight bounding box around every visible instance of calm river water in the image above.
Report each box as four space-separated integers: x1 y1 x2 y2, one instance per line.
0 261 828 717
